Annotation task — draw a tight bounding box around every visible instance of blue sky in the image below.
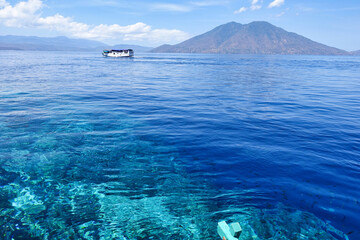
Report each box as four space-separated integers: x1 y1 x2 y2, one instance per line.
0 0 360 50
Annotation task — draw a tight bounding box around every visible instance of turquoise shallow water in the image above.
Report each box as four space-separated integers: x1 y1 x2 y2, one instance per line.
0 51 360 239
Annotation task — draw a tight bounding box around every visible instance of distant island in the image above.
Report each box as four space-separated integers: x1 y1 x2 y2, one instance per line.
0 35 152 52
351 50 360 55
1 21 359 55
152 21 352 55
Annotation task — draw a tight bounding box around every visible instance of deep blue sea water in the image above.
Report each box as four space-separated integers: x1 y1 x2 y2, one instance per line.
0 51 360 239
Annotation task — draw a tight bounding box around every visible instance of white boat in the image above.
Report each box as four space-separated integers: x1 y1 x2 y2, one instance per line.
102 49 134 57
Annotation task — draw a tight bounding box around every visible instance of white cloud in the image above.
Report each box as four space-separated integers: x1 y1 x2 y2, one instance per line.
276 11 285 17
250 0 262 11
191 1 228 7
72 23 188 44
269 0 284 8
235 0 286 14
37 14 90 34
151 3 192 12
234 0 262 14
0 0 9 7
0 0 190 44
234 7 247 14
0 0 42 27
250 4 262 10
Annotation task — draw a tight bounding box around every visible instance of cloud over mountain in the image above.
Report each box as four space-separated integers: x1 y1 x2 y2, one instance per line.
234 0 286 14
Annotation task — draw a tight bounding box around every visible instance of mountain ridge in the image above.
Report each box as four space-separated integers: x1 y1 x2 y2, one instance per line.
152 21 349 55
0 35 152 52
351 50 360 55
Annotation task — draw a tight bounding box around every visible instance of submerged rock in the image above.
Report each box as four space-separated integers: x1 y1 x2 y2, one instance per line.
224 203 349 240
11 187 46 215
33 136 58 150
0 113 350 239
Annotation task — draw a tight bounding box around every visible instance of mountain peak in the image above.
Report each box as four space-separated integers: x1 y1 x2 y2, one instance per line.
152 21 348 55
213 21 242 31
247 21 274 26
224 21 242 26
217 21 242 29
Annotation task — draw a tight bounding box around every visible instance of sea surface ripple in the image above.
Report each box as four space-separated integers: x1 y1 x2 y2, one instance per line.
0 51 359 239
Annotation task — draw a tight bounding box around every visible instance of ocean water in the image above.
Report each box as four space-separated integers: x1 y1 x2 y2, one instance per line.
0 51 359 239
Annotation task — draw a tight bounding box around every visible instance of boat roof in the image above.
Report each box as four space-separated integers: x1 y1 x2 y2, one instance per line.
104 49 133 52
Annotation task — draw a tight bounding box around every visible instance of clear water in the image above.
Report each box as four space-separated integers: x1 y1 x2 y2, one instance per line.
0 51 359 239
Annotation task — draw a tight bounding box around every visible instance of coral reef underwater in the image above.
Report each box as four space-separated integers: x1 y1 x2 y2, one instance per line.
0 109 349 240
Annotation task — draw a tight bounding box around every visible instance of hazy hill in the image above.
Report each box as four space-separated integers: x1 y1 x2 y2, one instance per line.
0 46 21 50
351 50 360 55
0 35 107 51
152 21 349 55
112 44 153 53
0 35 152 52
